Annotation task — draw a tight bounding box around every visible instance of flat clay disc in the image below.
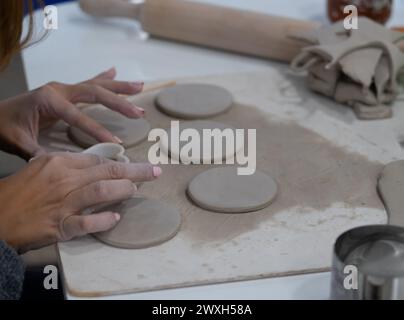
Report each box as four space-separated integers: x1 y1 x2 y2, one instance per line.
160 120 243 164
187 167 278 213
93 198 181 249
68 106 151 148
155 83 233 119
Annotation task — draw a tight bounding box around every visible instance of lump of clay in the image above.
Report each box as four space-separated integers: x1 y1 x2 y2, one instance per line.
160 120 243 164
93 198 182 249
187 167 278 213
155 83 233 119
290 17 404 120
68 106 151 148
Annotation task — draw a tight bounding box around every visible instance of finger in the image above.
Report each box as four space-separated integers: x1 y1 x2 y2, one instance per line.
16 138 45 161
92 79 144 96
33 147 46 157
89 67 117 81
72 84 144 118
62 211 120 240
75 162 161 187
47 152 112 169
5 127 45 160
28 153 112 176
66 179 136 210
49 95 120 144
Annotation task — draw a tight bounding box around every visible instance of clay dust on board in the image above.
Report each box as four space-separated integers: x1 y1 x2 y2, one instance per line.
127 94 384 244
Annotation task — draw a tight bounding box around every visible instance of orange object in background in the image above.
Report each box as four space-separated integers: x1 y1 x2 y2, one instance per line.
327 0 393 24
392 27 404 33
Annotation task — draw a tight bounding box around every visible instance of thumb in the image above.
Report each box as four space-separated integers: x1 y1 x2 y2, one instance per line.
32 146 47 158
61 212 121 241
22 140 46 161
13 137 46 161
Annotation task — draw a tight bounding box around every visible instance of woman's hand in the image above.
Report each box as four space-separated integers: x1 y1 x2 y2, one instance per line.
0 67 145 160
0 152 161 253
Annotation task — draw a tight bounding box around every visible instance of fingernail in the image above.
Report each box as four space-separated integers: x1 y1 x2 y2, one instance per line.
29 156 38 163
114 213 121 222
131 81 144 88
153 166 162 177
137 107 145 113
114 136 123 144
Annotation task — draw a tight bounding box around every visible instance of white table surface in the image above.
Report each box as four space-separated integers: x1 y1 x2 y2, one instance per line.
22 0 404 300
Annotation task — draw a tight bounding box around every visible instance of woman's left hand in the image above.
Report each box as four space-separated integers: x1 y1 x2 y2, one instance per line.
0 67 145 160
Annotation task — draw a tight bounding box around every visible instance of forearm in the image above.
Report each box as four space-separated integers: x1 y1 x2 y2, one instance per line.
0 240 25 300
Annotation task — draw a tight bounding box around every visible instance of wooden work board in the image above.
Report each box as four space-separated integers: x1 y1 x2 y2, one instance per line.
51 70 404 297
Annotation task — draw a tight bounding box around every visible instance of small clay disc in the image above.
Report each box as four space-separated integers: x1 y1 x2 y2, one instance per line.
68 106 151 148
187 167 278 213
93 198 181 249
160 120 243 164
155 83 233 119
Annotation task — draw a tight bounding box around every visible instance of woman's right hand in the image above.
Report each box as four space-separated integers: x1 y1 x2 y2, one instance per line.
0 67 145 160
0 153 161 253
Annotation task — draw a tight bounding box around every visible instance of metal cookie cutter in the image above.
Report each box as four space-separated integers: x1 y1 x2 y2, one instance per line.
82 143 130 163
331 225 404 300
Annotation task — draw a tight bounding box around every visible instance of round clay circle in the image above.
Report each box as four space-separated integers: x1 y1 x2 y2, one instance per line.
155 83 233 119
93 198 181 249
68 106 151 148
160 120 243 164
187 167 278 213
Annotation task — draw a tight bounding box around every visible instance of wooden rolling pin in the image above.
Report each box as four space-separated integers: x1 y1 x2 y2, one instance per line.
80 0 317 63
80 0 404 62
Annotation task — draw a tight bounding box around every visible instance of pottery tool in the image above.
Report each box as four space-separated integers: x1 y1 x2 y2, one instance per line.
327 160 404 300
76 80 176 109
330 158 404 300
331 225 404 300
120 80 177 100
82 143 130 163
140 80 177 95
80 0 318 63
80 0 404 63
120 80 176 102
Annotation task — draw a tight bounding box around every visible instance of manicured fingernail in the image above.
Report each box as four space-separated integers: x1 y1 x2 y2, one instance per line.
131 81 144 88
114 213 121 222
114 136 123 144
153 166 162 177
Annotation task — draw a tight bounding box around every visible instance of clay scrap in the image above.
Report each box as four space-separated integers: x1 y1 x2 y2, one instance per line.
291 18 404 120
